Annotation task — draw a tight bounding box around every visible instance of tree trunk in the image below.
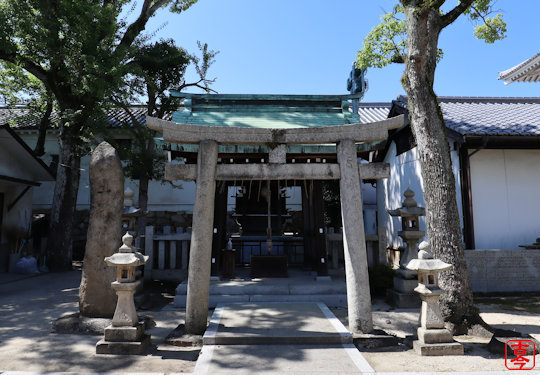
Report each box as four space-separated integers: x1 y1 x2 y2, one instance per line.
136 137 155 244
34 99 53 156
47 130 80 271
401 3 479 331
137 171 149 241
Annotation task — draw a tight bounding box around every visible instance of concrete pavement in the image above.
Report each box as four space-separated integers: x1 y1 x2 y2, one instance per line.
1 270 540 374
194 302 374 374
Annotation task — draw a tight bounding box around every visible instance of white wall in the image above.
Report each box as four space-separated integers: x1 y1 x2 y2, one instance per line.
470 149 540 249
378 141 463 249
18 131 198 213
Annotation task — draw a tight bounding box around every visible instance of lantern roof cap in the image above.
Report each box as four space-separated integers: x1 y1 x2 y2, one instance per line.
405 240 452 272
104 232 148 266
105 252 147 267
387 188 426 217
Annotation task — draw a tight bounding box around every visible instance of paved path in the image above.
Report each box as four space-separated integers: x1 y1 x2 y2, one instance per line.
193 302 374 374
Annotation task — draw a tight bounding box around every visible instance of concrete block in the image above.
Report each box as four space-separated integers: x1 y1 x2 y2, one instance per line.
465 249 540 293
417 327 453 344
386 289 421 308
413 340 464 356
249 294 348 307
393 276 418 293
96 334 151 355
104 323 145 342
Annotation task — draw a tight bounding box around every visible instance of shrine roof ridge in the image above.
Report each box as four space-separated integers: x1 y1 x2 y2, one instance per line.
170 92 364 102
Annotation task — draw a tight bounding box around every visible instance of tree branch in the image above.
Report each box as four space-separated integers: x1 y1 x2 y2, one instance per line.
0 51 49 83
440 0 474 28
117 0 170 51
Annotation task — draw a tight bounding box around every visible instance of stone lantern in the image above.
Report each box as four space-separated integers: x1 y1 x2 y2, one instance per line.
121 187 141 236
405 241 463 356
387 188 425 307
96 232 151 355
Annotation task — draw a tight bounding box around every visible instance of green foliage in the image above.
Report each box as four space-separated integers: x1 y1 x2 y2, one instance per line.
368 264 395 297
111 38 217 184
473 14 506 43
356 5 407 70
0 0 199 142
169 0 199 13
356 0 506 69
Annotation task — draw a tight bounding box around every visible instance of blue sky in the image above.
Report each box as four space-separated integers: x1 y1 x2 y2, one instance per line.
143 0 539 102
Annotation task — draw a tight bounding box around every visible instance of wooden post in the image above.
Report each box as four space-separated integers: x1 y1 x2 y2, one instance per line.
313 181 328 276
185 140 219 335
144 225 154 280
337 139 373 333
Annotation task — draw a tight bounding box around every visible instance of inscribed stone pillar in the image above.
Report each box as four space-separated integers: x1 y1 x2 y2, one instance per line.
185 140 219 335
337 139 373 333
79 142 123 317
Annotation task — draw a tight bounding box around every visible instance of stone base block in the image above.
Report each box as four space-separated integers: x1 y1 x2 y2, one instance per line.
96 334 151 355
413 340 464 356
393 276 418 293
315 276 332 281
386 289 421 308
395 268 417 280
417 328 453 344
104 323 145 342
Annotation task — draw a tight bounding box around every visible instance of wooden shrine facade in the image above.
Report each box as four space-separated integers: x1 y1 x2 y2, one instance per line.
147 110 404 335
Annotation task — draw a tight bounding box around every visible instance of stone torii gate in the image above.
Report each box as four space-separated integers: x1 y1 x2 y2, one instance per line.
147 114 404 334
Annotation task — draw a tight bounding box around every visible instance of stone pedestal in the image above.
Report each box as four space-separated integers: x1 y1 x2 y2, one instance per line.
96 322 151 355
411 290 463 356
96 280 151 354
387 268 420 308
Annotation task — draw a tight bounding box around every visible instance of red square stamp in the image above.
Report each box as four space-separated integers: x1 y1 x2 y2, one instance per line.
505 339 535 370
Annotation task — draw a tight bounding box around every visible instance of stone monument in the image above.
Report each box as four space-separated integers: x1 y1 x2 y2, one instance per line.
96 232 151 355
406 241 464 356
79 141 123 317
387 188 425 307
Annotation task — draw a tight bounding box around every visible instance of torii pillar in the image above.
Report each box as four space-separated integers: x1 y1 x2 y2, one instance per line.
338 139 373 332
185 140 219 334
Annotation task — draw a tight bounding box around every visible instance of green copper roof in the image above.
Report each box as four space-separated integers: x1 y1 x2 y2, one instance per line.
170 93 361 128
163 93 374 154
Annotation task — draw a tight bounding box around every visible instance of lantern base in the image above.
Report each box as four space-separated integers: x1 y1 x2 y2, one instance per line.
96 323 151 355
413 340 463 356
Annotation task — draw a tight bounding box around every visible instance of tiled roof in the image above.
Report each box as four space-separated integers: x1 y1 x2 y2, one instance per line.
499 52 540 84
0 105 151 129
393 96 540 136
357 102 391 123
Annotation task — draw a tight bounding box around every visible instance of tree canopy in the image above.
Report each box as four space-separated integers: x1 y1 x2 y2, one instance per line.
0 0 200 270
356 1 506 70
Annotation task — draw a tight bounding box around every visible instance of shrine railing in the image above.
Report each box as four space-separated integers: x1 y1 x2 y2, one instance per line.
143 225 191 281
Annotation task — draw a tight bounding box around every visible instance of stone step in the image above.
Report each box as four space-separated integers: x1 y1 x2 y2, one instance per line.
175 282 347 296
174 294 348 308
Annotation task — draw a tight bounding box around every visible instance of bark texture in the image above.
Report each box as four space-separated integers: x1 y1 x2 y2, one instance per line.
47 129 80 271
79 142 124 318
400 1 479 331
